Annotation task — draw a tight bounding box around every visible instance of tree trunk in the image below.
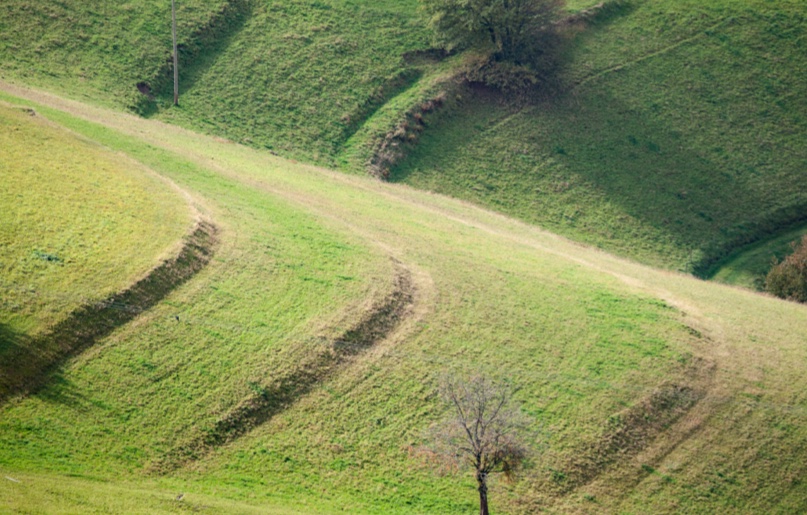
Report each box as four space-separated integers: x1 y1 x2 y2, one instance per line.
477 472 489 515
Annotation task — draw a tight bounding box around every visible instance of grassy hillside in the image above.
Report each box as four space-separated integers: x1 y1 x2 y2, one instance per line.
153 0 430 163
0 0 432 163
393 0 807 272
0 0 237 110
4 0 806 275
0 103 190 336
1 84 807 514
3 0 807 511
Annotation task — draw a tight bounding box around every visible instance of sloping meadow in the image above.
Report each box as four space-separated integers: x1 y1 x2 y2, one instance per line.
1 90 731 513
393 0 807 274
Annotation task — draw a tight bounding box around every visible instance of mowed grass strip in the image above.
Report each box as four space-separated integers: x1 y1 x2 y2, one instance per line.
0 94 395 495
393 0 807 272
0 104 190 337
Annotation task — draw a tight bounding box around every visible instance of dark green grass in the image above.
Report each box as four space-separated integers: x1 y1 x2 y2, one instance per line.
393 0 807 271
155 0 431 163
711 226 807 290
0 0 230 109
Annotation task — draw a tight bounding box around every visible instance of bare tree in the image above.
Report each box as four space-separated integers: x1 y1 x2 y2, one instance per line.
425 375 533 515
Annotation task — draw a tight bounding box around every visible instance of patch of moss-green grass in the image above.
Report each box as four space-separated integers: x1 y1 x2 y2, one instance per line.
710 225 807 290
0 104 190 337
0 1 231 110
154 0 431 164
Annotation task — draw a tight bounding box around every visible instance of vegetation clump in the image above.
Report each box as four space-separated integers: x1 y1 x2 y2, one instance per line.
420 0 565 92
765 235 807 303
420 0 564 64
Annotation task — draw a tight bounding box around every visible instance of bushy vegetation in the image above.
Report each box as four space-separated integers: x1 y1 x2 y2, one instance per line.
766 235 807 302
420 0 563 64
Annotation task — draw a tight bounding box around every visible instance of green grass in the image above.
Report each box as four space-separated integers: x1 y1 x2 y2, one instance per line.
153 0 431 164
0 103 190 336
0 0 232 110
4 0 806 276
3 0 807 512
710 226 807 290
2 85 807 513
393 0 807 272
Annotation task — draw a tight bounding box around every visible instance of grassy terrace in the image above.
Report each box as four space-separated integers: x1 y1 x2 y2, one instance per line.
0 84 806 513
0 103 190 336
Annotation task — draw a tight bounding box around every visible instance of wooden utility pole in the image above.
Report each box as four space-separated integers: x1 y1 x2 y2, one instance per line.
172 0 179 106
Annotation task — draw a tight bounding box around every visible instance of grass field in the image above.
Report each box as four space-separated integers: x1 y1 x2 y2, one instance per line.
152 0 431 164
2 0 807 512
393 0 807 273
0 83 806 513
0 103 190 336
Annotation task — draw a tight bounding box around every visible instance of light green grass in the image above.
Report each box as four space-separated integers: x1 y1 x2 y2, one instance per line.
0 89 699 512
0 103 189 336
2 85 806 513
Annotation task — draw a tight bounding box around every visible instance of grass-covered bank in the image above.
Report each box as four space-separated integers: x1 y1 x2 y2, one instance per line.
393 0 807 272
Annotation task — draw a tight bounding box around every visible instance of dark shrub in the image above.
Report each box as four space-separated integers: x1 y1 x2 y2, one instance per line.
765 235 807 303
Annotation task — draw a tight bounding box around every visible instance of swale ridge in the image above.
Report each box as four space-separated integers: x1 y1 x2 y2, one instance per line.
149 259 415 473
0 220 218 404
